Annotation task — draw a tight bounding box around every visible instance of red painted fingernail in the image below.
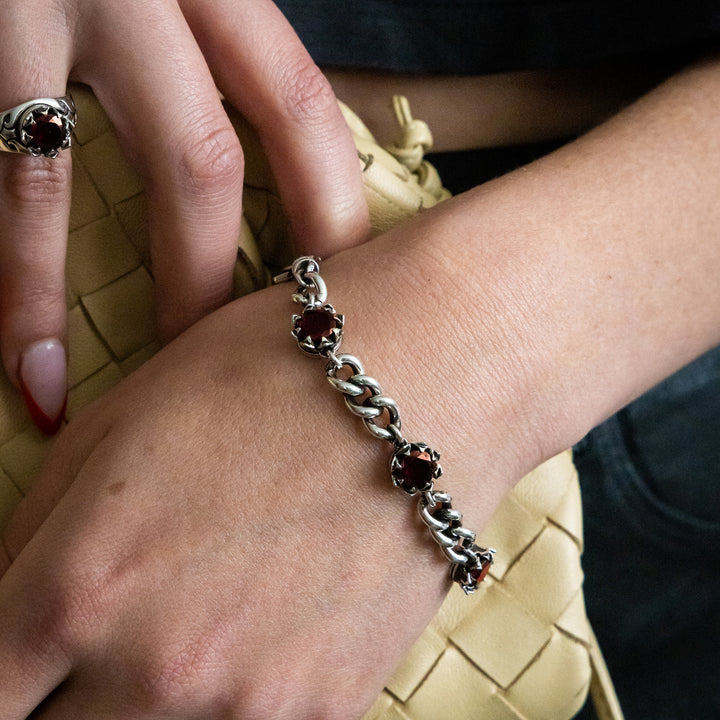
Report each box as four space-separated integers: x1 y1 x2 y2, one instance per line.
19 339 67 435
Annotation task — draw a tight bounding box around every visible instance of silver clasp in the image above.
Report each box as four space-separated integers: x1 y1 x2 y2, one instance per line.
274 256 327 307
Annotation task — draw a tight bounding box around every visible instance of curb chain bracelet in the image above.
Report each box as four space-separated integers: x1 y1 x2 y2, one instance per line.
274 256 495 594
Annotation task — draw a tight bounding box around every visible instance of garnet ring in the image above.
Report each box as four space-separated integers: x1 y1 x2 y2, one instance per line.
0 95 76 158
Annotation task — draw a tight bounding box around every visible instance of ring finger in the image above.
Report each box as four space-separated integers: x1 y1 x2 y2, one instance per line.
0 3 74 434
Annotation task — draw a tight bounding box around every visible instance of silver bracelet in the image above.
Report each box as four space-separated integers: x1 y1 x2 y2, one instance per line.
274 256 494 594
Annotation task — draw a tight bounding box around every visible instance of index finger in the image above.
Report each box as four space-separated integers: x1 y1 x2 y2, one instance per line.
181 0 370 257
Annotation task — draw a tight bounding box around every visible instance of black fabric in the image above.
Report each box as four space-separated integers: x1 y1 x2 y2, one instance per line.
275 0 720 75
571 347 720 720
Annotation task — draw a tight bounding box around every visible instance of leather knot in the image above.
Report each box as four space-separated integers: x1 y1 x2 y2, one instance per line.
385 96 434 173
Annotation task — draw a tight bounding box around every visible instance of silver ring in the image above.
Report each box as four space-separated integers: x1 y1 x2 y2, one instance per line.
0 95 76 158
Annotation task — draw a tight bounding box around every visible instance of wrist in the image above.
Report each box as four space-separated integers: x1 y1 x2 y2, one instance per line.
275 256 496 593
312 230 549 532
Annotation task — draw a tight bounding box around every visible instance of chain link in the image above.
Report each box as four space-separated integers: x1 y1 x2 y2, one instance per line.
274 256 328 307
326 354 403 444
275 257 494 594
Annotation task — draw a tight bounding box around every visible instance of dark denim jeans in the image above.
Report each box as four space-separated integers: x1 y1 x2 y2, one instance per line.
574 345 720 719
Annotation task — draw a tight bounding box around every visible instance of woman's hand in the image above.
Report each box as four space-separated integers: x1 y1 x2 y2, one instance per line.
0 0 369 432
0 211 546 717
0 276 460 719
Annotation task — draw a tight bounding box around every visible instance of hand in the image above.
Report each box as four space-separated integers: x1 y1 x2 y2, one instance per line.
0 0 369 433
0 266 471 719
0 211 541 717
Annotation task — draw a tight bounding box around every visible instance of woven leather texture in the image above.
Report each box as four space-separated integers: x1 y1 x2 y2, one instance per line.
0 84 593 720
365 453 590 720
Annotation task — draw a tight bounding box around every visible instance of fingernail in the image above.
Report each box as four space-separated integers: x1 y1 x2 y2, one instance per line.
19 338 67 435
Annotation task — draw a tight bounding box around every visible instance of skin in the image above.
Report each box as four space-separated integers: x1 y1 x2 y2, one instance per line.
325 64 667 151
0 9 719 719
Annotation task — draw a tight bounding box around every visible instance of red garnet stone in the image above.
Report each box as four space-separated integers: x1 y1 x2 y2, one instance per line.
25 113 65 154
298 308 334 342
469 558 492 585
392 444 438 494
452 553 492 591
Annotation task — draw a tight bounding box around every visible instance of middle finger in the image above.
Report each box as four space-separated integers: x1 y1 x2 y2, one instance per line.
72 0 245 341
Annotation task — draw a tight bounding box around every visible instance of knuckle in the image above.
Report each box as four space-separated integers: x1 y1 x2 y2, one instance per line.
232 684 352 720
3 157 70 207
10 283 66 314
175 123 244 200
276 59 337 124
30 554 120 656
133 663 190 711
131 639 218 712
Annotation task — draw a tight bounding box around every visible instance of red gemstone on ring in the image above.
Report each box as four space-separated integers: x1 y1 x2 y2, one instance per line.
297 308 337 343
25 113 65 154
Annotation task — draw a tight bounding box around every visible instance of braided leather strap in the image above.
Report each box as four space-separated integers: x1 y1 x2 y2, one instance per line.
276 256 494 594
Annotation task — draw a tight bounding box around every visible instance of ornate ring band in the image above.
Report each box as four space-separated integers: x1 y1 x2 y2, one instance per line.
0 95 77 158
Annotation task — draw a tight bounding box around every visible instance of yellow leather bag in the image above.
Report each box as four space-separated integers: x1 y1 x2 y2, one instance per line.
0 86 622 720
